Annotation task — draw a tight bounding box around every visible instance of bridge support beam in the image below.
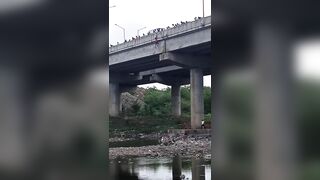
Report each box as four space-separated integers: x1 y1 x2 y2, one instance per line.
190 68 204 129
160 52 211 69
171 84 181 117
109 83 120 117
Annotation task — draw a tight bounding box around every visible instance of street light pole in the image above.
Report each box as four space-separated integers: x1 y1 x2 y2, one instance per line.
202 0 204 18
115 24 126 42
137 27 146 36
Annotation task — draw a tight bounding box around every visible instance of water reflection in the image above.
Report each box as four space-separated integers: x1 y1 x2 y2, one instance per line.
109 155 211 180
172 154 182 179
192 158 206 180
110 157 139 180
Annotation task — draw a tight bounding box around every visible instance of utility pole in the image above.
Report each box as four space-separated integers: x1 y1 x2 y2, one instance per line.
115 24 126 42
137 27 146 36
202 0 204 18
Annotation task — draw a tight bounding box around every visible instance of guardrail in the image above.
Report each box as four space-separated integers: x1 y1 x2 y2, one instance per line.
109 16 211 54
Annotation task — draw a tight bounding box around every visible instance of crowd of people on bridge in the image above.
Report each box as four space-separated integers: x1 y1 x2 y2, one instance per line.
109 16 203 47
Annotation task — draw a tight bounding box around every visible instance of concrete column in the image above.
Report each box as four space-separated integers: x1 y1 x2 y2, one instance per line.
253 22 295 180
0 68 28 173
190 68 204 129
109 83 120 116
119 93 122 112
171 84 181 117
211 71 228 177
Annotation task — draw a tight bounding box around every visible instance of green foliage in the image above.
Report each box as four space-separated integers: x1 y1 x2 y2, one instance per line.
137 85 211 117
140 87 171 116
297 81 320 160
203 86 211 114
181 86 191 116
204 113 211 123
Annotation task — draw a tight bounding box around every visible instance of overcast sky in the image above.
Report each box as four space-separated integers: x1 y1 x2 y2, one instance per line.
109 0 211 45
109 0 320 89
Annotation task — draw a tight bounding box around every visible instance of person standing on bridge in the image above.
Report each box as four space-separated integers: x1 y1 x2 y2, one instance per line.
154 36 159 47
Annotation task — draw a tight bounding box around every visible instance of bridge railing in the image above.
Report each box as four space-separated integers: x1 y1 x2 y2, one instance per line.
109 16 211 54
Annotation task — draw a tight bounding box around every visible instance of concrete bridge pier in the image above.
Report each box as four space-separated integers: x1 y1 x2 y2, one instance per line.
0 68 28 173
190 68 204 129
254 22 296 180
171 84 181 117
211 70 229 177
109 83 120 116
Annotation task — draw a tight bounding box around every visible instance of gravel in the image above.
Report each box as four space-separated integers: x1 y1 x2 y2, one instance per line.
109 134 211 160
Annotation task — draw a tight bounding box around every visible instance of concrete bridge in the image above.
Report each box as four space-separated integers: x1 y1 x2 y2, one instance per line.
109 16 211 129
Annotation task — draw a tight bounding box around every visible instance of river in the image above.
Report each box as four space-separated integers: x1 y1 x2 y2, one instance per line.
109 155 211 180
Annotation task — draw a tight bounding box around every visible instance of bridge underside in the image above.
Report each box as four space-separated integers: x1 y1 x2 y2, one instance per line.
109 42 212 129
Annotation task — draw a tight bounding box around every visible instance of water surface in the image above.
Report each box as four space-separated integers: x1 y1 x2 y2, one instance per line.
110 156 211 180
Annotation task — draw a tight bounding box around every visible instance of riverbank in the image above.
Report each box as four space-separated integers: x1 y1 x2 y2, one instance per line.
109 115 211 137
109 131 211 160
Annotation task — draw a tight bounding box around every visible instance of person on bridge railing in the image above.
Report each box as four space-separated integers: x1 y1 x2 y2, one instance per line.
154 36 159 47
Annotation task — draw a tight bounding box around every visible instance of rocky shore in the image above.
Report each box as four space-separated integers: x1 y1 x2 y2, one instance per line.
109 131 211 160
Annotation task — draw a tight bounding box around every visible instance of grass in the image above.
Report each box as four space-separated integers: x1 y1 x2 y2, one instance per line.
109 115 196 135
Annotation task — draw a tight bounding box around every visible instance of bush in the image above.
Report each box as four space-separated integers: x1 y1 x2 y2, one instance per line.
139 87 171 116
204 86 211 114
204 113 211 123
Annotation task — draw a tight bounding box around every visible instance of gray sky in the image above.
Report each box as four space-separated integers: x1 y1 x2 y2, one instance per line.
109 0 320 89
109 0 211 45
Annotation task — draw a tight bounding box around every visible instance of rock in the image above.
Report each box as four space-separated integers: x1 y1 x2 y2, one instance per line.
120 88 146 113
